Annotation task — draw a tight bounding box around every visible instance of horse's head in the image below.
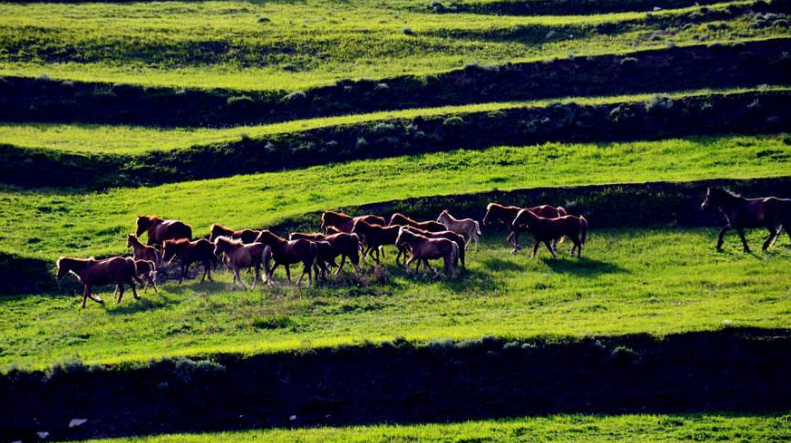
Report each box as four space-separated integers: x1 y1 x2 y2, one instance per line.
482 204 496 225
511 209 533 230
126 233 136 248
161 240 178 263
135 215 150 237
55 258 69 279
437 210 448 223
395 227 407 247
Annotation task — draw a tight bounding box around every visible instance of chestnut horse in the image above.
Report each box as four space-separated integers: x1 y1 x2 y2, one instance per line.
483 203 567 249
254 230 318 286
351 219 409 265
388 213 446 232
162 238 216 284
320 211 386 234
213 237 271 290
290 231 362 275
126 233 161 268
57 256 141 308
136 215 192 246
437 210 482 251
395 227 459 278
701 187 791 252
402 225 466 270
209 223 261 244
511 209 587 258
115 259 157 298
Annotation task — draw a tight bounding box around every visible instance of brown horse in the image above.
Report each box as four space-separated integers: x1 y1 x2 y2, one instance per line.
209 223 261 244
254 230 318 286
402 225 466 270
511 209 587 258
388 213 446 232
395 227 459 278
115 259 157 298
57 256 141 308
351 219 409 265
483 203 567 249
290 231 362 275
213 237 271 290
162 238 216 284
136 215 192 246
126 233 161 268
320 211 386 234
701 187 791 252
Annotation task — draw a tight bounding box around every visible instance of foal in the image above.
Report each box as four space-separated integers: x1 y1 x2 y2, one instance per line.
388 213 446 232
136 215 192 246
255 230 318 286
320 211 386 234
483 203 567 249
351 219 408 265
115 259 157 298
57 256 141 308
162 238 216 284
395 227 459 278
511 209 587 258
213 237 271 290
290 231 363 274
402 225 466 270
126 233 161 268
436 210 482 251
701 187 791 252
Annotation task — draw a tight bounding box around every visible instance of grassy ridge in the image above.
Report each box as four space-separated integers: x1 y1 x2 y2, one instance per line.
70 414 791 443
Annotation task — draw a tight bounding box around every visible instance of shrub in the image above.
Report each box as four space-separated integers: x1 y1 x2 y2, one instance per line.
281 90 307 105
252 315 296 330
620 57 638 68
645 95 674 113
443 115 465 130
403 27 415 36
172 358 225 385
226 95 254 107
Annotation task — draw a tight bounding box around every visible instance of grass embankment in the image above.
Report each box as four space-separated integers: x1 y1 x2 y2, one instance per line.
68 414 791 443
0 0 786 90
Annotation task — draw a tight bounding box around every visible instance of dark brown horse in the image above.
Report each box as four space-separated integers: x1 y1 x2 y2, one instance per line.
126 233 161 268
320 211 386 234
483 203 567 249
136 215 192 246
701 187 791 252
162 238 216 284
388 213 446 232
351 219 408 265
209 223 261 244
290 231 362 275
402 225 466 270
213 237 271 290
57 256 141 308
255 230 318 286
511 209 587 258
395 228 459 278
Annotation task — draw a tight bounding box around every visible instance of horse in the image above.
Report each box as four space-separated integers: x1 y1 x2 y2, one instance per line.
126 233 161 268
290 231 362 275
56 256 141 308
115 259 157 299
213 237 271 290
388 213 446 232
135 215 192 246
483 203 567 249
395 227 459 278
320 211 386 234
351 219 409 265
511 209 587 258
701 187 791 252
162 238 216 284
436 210 482 251
402 225 466 271
254 230 318 286
209 223 261 244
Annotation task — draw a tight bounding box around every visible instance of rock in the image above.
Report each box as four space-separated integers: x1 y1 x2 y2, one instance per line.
38 431 50 438
545 30 556 39
289 414 298 421
653 6 662 11
69 418 88 428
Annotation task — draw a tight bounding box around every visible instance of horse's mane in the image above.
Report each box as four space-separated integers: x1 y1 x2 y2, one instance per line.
392 212 415 223
211 223 233 233
324 210 350 219
713 188 741 198
166 238 191 246
215 236 242 246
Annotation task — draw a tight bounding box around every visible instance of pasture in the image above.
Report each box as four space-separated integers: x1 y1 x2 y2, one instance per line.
1 0 790 441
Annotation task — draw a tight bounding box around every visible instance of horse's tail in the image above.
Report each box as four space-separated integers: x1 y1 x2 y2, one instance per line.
126 258 138 280
260 245 272 283
474 220 482 236
450 242 460 274
579 215 588 244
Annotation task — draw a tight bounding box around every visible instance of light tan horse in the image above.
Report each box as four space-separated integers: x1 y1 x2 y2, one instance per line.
436 210 482 251
126 233 161 268
57 256 141 308
213 237 271 290
395 227 459 278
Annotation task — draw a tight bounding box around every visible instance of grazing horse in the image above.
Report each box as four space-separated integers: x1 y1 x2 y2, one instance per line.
213 237 271 290
395 227 459 278
511 209 587 258
57 256 141 308
209 223 261 244
351 219 409 265
436 210 482 251
701 187 791 252
126 234 161 268
136 215 192 246
290 231 362 275
162 238 216 284
320 211 386 234
483 203 567 249
403 225 466 271
254 230 318 286
388 213 446 232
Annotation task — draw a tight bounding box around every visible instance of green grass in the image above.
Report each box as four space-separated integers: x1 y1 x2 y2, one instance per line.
1 86 787 155
2 228 791 369
0 0 784 91
0 134 788 262
70 414 791 443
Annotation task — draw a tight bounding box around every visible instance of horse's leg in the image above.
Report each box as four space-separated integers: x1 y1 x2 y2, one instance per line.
179 262 186 285
334 255 346 275
116 283 124 304
130 280 140 300
285 264 292 285
207 260 214 282
405 256 417 274
239 268 248 290
82 285 90 309
294 263 307 287
716 224 731 251
736 228 751 253
252 264 260 290
473 232 479 252
149 276 158 293
531 240 540 259
763 226 778 251
506 230 515 247
543 240 557 259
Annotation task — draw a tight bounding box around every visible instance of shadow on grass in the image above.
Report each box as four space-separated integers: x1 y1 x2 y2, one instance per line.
106 291 182 315
541 256 628 275
480 256 525 272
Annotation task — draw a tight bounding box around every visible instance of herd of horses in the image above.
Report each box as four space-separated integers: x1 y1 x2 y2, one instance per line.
56 187 790 308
